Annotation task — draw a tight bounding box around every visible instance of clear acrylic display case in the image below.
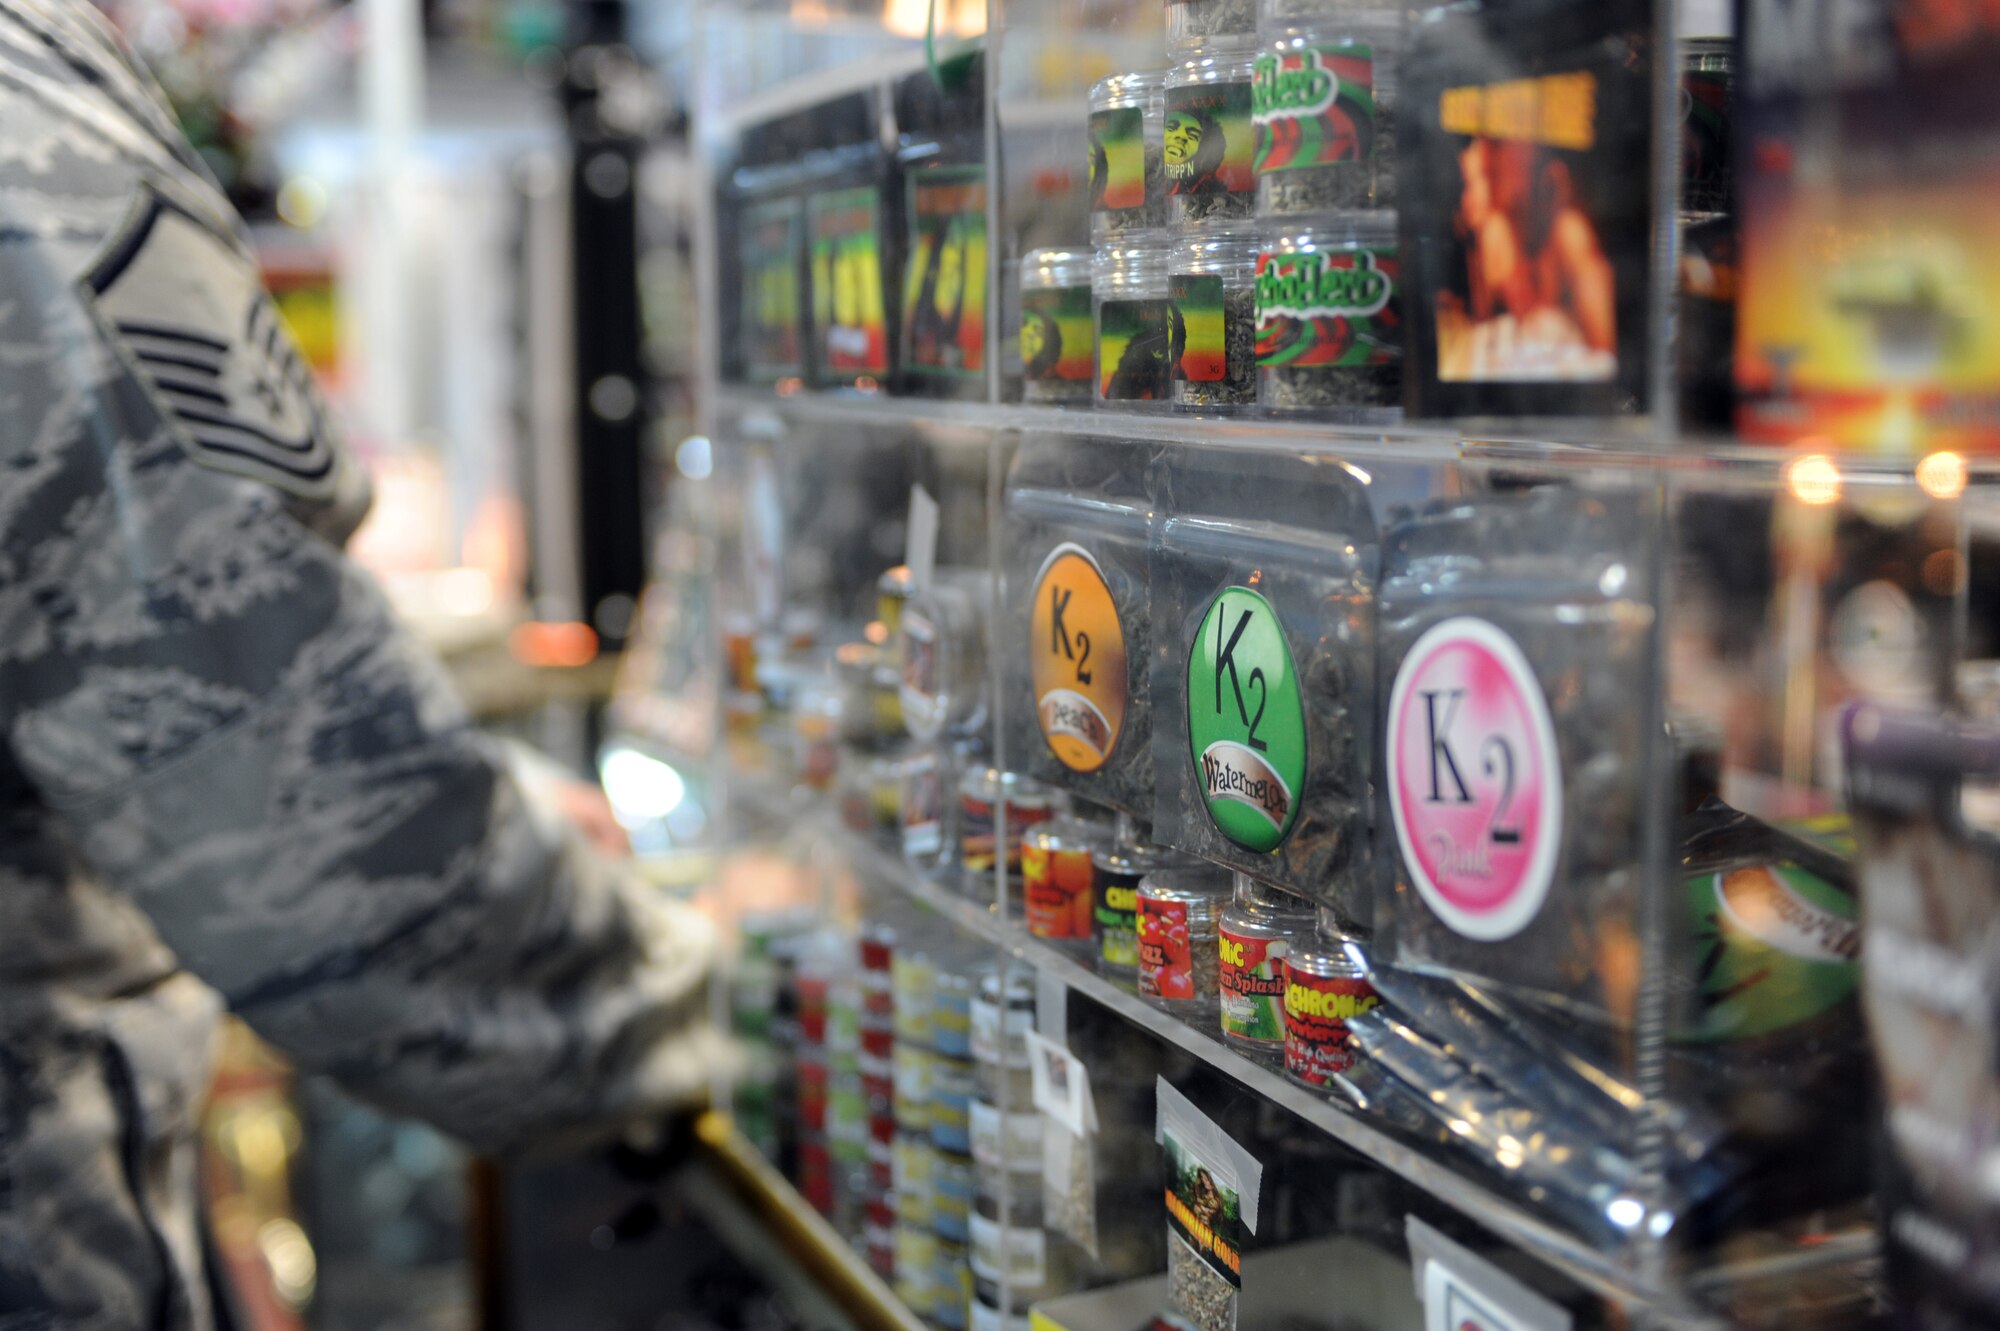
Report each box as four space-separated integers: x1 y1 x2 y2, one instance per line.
623 1 2000 1328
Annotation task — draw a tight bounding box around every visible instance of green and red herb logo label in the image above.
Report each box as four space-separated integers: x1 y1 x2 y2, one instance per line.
1255 247 1401 370
1252 43 1377 174
1186 586 1306 853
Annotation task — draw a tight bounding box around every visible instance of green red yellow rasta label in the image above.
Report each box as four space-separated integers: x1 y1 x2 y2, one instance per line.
1031 544 1128 773
1186 586 1306 852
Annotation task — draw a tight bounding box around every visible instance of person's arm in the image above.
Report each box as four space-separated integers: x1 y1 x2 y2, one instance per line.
0 209 727 1159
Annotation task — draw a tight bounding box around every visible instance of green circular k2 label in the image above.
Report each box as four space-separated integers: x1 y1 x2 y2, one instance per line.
1186 587 1306 852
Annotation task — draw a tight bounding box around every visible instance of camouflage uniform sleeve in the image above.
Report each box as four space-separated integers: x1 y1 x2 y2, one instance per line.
0 191 729 1159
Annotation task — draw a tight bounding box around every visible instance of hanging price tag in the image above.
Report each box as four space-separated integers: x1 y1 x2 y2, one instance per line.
1024 1029 1092 1137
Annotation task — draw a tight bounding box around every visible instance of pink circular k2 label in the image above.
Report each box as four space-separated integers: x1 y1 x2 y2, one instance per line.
1385 617 1562 942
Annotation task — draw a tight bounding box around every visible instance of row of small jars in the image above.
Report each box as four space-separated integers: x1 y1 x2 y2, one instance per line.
1022 815 1378 1091
1020 211 1401 415
1089 9 1401 241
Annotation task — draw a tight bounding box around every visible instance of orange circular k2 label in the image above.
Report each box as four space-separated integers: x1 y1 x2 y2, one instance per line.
1030 544 1128 772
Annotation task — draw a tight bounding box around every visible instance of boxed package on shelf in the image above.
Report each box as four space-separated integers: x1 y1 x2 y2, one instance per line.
1395 0 1655 417
1148 448 1379 917
1375 483 1654 1023
1005 437 1157 819
896 54 989 399
728 91 892 388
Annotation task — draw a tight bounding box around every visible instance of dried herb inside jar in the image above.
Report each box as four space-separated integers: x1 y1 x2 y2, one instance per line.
1255 214 1403 417
1172 223 1258 412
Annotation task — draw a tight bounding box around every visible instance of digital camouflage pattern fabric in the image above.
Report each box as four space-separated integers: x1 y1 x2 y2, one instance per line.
0 0 724 1324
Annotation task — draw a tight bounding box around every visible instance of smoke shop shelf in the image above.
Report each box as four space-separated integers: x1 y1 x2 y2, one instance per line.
713 386 1996 485
823 822 1879 1324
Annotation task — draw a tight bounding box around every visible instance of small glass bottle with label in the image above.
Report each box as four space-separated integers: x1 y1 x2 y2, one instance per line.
1255 211 1402 418
1022 810 1117 955
1089 71 1167 241
1282 910 1378 1091
1136 867 1231 1023
1091 817 1212 982
1019 248 1093 403
1165 45 1259 228
958 766 1061 900
1093 231 1173 408
1217 873 1316 1063
1170 222 1260 412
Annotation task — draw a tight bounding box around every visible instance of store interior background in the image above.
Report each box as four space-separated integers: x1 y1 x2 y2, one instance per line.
93 0 2000 1326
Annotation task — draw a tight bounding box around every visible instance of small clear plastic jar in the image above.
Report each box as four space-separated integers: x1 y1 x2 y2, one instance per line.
1282 910 1379 1091
1217 873 1316 1062
1167 0 1255 52
1137 867 1231 1022
1165 45 1259 227
1171 223 1261 411
1019 248 1093 403
1093 232 1173 407
900 567 990 741
1088 71 1167 241
1252 7 1401 216
1255 210 1402 417
1023 814 1116 952
1091 837 1211 982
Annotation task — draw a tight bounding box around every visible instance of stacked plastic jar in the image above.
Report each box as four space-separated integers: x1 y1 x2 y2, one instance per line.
969 963 1055 1331
929 942 982 1331
792 931 842 1215
1250 0 1405 416
1164 44 1259 228
1019 248 1093 404
729 908 816 1162
1170 223 1261 411
890 922 942 1315
1092 232 1172 407
1217 874 1318 1063
825 954 872 1240
858 918 900 1280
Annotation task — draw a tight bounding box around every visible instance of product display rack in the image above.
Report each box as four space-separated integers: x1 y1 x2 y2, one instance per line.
645 2 1996 1330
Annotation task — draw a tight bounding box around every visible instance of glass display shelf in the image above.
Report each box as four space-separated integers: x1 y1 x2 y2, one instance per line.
725 768 1879 1326
716 386 2000 491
